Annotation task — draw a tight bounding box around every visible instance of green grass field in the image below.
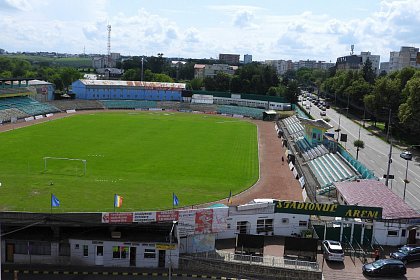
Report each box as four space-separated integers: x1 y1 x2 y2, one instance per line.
0 112 258 212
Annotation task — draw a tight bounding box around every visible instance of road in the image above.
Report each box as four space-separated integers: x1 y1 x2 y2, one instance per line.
301 98 420 212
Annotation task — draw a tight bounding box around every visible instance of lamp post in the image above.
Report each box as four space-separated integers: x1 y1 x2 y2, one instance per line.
169 221 178 280
400 151 412 201
386 108 392 143
384 108 393 187
141 57 144 81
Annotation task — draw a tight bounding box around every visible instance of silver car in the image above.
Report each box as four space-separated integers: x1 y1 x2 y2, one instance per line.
322 240 345 262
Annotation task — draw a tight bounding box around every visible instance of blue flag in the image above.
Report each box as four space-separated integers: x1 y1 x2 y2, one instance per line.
173 193 179 206
228 190 232 204
51 194 60 207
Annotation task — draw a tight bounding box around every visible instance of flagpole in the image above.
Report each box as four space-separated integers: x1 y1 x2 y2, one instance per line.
172 193 174 210
114 194 116 213
50 193 52 214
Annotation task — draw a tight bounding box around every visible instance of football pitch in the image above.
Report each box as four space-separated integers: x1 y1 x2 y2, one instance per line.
0 112 259 212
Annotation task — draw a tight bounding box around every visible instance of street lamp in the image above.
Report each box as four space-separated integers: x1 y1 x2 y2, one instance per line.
400 151 413 201
384 108 393 187
169 220 178 280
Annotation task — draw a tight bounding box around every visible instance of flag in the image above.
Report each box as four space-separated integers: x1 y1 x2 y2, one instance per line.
173 193 179 206
114 194 123 208
227 190 232 204
51 194 60 207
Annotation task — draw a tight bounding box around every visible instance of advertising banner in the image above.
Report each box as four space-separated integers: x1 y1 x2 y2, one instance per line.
274 200 382 219
211 207 228 233
156 210 179 222
195 209 213 234
101 212 134 224
133 212 156 223
178 209 196 237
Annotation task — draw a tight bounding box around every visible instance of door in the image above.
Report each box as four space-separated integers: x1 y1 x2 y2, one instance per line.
158 250 166 268
408 229 416 244
95 245 104 265
6 243 14 262
129 247 136 266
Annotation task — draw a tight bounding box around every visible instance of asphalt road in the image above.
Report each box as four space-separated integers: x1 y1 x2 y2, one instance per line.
301 98 420 212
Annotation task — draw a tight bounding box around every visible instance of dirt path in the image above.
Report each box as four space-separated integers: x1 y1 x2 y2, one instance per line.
227 120 303 205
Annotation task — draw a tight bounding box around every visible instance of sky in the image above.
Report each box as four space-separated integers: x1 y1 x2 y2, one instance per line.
1 0 420 62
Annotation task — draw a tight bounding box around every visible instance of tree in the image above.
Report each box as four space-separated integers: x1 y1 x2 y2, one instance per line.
122 69 140 81
214 72 231 91
203 76 216 91
59 68 82 91
229 76 242 93
362 58 375 84
353 139 365 160
285 80 299 103
190 78 203 90
398 77 420 137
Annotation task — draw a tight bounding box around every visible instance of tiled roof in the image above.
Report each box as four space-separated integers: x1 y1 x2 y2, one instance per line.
335 180 419 220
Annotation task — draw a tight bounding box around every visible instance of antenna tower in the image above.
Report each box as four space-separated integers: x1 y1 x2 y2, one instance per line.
350 44 354 55
107 25 111 67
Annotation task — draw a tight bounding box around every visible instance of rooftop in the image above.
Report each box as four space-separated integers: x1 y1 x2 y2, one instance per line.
335 180 419 220
298 117 333 130
78 79 186 89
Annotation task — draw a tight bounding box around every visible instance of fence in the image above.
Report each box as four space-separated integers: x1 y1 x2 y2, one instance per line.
189 250 320 272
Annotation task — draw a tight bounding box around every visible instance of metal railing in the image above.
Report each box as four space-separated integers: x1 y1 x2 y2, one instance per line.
187 250 321 272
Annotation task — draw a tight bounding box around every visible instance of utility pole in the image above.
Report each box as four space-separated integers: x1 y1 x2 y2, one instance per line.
385 139 393 187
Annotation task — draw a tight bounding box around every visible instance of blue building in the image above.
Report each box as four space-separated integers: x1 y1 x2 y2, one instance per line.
71 80 186 101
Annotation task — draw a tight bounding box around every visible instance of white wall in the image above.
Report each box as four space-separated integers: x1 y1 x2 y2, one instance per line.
217 213 309 239
69 239 179 268
373 221 410 246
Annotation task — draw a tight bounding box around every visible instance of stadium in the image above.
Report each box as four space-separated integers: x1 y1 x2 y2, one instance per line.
0 78 312 276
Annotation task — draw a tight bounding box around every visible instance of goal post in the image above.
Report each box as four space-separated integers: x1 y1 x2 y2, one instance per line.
43 157 87 176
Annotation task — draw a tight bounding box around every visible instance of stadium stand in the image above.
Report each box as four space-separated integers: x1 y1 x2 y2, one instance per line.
0 96 60 117
101 100 157 109
217 105 265 120
0 108 29 122
0 87 33 95
48 100 105 111
282 115 304 138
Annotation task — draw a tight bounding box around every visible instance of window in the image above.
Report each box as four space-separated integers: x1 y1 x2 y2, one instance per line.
401 229 406 237
14 241 51 255
237 221 248 234
282 218 289 224
144 248 156 259
256 219 273 233
113 246 128 259
59 242 70 256
299 220 308 227
83 245 88 257
387 230 398 237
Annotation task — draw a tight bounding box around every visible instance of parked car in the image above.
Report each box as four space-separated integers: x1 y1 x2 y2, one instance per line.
362 259 406 277
390 245 420 264
320 111 326 116
322 240 344 262
400 151 413 160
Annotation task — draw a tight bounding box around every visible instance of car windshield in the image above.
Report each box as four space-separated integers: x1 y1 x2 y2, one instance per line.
330 249 343 254
399 247 412 254
372 260 386 268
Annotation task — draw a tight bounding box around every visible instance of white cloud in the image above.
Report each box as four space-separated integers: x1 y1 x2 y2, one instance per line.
1 0 31 11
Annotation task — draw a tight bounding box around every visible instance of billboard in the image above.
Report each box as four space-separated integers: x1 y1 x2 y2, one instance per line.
274 200 382 219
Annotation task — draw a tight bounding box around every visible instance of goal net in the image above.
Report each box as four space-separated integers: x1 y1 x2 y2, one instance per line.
43 157 87 176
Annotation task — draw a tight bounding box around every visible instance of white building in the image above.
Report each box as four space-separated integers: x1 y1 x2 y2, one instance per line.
389 46 420 72
193 64 237 79
265 60 293 75
359 51 380 75
244 54 253 64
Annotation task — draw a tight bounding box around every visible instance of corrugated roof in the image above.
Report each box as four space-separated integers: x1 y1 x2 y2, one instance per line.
298 117 333 130
335 180 419 219
79 79 186 89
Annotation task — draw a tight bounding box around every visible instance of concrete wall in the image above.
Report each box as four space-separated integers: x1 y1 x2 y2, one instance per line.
373 221 411 246
179 256 322 280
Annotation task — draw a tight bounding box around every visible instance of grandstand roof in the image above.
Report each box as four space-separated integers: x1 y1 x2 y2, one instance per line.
298 117 333 130
77 79 186 90
28 79 53 86
335 180 419 220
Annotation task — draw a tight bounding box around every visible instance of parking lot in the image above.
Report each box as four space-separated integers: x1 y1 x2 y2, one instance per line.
217 237 420 279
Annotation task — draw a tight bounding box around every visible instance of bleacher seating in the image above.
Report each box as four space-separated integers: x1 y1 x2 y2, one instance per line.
0 108 28 122
282 115 304 137
48 100 104 111
217 105 265 120
0 87 34 95
101 100 157 109
308 153 358 194
0 96 60 118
